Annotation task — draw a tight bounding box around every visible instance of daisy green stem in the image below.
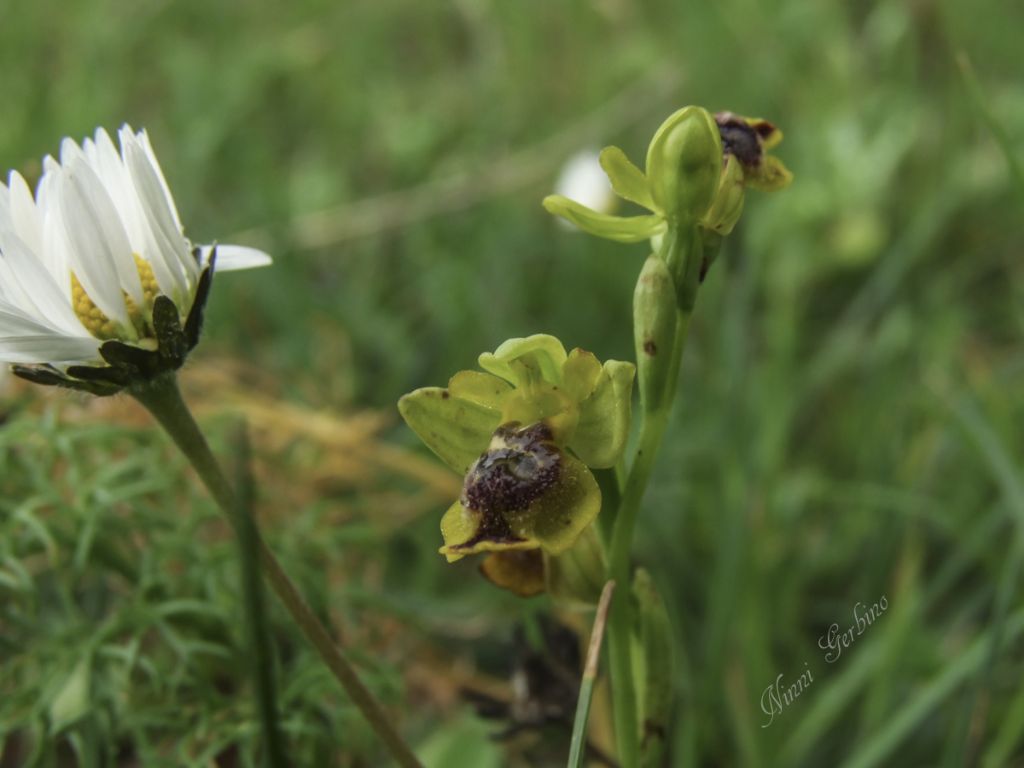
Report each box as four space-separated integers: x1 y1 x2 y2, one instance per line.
130 373 424 768
606 225 701 768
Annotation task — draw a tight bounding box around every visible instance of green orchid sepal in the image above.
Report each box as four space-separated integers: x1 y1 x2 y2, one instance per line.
599 146 657 211
397 386 502 475
542 195 665 243
700 154 747 237
571 359 635 468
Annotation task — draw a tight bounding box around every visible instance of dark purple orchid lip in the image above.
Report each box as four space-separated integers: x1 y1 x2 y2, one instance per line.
456 422 562 549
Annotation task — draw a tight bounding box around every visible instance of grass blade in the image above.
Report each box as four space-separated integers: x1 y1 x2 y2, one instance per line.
232 422 288 767
568 580 616 768
838 609 1024 768
956 51 1024 202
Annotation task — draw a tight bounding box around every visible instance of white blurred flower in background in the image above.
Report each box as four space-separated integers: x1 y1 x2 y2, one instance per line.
552 149 618 229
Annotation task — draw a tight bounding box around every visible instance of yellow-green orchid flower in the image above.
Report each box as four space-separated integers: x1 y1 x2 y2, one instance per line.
399 334 634 564
543 106 792 242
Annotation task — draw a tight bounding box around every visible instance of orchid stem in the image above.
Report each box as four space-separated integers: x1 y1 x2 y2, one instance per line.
131 373 424 768
605 225 701 768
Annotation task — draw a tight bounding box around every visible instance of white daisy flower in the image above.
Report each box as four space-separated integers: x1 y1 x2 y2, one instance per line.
0 126 271 394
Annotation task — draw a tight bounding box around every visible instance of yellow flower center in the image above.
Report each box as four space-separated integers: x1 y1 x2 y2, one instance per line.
71 254 161 340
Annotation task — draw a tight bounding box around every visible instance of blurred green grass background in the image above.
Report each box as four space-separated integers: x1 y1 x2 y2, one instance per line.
2 0 1023 765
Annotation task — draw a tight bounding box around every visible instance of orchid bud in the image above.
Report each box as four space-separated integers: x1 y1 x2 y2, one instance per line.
645 106 722 225
633 255 678 413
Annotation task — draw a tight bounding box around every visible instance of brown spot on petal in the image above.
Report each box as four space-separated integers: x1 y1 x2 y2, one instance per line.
755 123 777 140
714 112 762 169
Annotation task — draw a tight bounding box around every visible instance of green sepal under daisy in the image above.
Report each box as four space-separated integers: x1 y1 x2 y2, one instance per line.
12 252 217 396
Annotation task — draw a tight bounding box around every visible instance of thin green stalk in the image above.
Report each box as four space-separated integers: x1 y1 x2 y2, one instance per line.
605 225 701 768
568 581 616 768
231 425 287 767
604 535 640 765
130 373 423 768
604 403 671 768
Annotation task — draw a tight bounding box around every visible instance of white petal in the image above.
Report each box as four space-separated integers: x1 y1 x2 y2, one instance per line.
0 230 84 335
56 161 138 325
7 171 43 256
94 134 153 245
201 244 273 271
0 242 36 310
35 158 60 222
0 303 98 363
135 129 197 288
81 137 98 166
72 153 146 306
0 301 64 333
86 130 180 303
135 127 183 231
0 335 100 364
121 130 193 296
60 137 89 168
90 129 133 208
